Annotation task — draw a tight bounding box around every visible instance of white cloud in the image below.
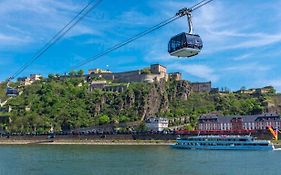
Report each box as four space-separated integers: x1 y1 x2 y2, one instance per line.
168 63 219 82
145 50 171 62
2 0 281 89
257 79 281 92
0 34 26 43
0 33 32 48
231 53 252 61
184 1 281 55
220 33 281 50
118 10 152 25
223 62 271 72
0 0 102 48
267 80 281 87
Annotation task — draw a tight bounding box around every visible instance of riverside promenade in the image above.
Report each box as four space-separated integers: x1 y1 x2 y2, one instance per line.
0 131 280 147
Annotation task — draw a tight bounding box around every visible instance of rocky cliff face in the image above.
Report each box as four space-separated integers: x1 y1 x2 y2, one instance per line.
91 80 191 120
265 95 281 114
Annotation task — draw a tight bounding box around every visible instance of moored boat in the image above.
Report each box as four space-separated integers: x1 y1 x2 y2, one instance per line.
172 135 275 151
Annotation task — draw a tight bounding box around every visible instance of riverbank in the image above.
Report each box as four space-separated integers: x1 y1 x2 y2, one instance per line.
0 139 175 145
1 139 281 148
1 134 281 147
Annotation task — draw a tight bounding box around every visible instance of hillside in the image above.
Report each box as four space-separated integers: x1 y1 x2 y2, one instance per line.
0 77 278 133
265 95 281 113
0 82 7 102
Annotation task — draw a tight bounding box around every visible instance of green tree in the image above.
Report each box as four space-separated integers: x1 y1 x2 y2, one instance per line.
77 70 84 76
69 71 77 76
119 115 129 123
98 115 110 125
136 122 148 131
48 74 55 79
4 77 273 133
185 124 194 131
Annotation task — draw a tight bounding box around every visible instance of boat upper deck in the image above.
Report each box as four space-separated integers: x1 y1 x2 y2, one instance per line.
177 135 270 144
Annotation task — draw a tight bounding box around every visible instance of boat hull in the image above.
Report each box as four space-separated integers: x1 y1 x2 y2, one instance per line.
171 144 274 151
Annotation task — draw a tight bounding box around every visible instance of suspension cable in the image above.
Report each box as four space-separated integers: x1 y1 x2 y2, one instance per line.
190 0 214 11
70 15 180 70
69 0 214 71
7 0 214 80
8 0 103 81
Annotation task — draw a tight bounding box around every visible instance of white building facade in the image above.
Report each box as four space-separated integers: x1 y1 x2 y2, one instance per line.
145 117 169 131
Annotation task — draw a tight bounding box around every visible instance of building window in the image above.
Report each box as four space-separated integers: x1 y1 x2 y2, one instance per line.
243 123 247 129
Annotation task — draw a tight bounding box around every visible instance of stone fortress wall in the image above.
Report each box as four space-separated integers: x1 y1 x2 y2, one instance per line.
89 64 169 83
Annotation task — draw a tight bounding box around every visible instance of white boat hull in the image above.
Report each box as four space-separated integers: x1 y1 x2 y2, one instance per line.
172 144 275 151
172 135 275 151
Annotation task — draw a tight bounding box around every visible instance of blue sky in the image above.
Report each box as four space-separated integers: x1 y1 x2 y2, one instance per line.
1 0 281 91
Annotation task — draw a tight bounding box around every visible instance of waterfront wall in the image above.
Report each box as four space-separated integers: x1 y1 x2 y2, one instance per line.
0 131 275 141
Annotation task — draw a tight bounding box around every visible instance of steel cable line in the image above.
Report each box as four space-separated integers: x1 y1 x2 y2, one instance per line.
9 0 103 81
69 0 213 71
190 0 214 11
11 0 95 80
70 15 180 70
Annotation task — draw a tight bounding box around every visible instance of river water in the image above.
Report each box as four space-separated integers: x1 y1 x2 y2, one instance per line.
0 145 280 175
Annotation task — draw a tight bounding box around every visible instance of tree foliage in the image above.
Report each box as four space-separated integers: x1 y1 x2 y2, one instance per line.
1 77 275 133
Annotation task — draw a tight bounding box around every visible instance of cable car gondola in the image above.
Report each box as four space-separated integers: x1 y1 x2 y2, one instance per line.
6 87 19 97
168 12 203 57
5 79 19 97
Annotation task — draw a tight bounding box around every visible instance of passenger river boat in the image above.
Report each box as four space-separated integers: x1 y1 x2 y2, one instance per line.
172 135 275 151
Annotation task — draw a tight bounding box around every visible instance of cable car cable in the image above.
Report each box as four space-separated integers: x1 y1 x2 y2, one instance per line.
10 0 97 80
8 0 103 81
70 15 181 71
11 0 102 80
190 0 214 12
69 0 214 71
